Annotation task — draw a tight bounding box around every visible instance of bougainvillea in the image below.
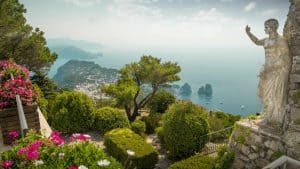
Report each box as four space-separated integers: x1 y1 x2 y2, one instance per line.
0 60 36 109
0 60 29 81
7 130 19 144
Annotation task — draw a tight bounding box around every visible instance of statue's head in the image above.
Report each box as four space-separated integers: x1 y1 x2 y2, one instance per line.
264 18 279 34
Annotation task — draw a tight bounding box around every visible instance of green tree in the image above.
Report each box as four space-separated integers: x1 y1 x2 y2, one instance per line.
30 72 60 99
147 90 176 113
0 0 57 73
101 55 181 121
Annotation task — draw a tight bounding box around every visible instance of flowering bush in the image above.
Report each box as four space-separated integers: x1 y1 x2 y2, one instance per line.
0 60 36 109
0 131 123 169
0 60 29 81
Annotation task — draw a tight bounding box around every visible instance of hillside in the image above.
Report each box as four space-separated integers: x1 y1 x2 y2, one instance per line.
53 60 118 89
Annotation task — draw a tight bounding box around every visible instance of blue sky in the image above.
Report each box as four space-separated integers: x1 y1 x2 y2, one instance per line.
20 0 289 52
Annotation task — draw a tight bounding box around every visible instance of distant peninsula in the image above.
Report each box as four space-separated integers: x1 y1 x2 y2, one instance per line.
53 60 118 89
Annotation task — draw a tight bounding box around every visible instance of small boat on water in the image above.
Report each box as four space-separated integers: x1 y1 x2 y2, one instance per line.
240 105 245 109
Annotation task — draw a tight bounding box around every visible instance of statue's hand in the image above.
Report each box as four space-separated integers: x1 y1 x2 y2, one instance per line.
245 25 251 33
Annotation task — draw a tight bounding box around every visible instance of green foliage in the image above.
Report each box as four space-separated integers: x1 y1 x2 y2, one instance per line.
49 91 94 133
95 98 118 109
246 115 258 120
234 124 251 145
271 151 285 161
168 154 216 169
163 101 210 160
101 55 181 121
208 112 240 142
147 90 176 113
93 107 130 134
0 131 123 169
0 0 57 73
31 72 60 100
104 128 159 169
155 127 164 144
144 113 162 134
215 146 235 169
131 120 146 136
32 83 49 118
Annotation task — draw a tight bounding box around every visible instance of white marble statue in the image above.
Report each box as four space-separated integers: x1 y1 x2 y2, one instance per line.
246 19 291 124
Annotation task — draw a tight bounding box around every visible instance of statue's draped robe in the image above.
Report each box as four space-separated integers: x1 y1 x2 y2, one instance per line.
258 35 290 123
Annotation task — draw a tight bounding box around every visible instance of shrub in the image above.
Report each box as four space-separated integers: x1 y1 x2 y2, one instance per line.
104 128 158 169
32 83 49 118
215 146 235 169
95 98 118 108
144 113 162 134
131 120 146 136
155 127 164 144
49 91 94 133
147 91 176 113
163 101 209 159
168 154 216 169
93 107 130 134
208 112 240 142
0 131 123 169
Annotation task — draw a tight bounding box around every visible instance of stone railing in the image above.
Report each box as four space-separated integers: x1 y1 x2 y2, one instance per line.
263 155 300 169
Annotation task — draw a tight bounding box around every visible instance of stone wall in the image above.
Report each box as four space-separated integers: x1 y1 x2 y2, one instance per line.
230 120 300 169
284 0 300 126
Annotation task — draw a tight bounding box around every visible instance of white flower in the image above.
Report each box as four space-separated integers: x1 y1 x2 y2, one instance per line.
126 150 135 156
58 153 65 159
34 160 44 166
97 159 111 167
78 165 88 169
72 133 81 137
83 134 91 138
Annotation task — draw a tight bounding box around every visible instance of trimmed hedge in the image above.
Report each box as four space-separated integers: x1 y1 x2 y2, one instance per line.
131 120 146 136
49 91 94 133
163 101 209 159
93 107 130 134
104 128 158 169
208 112 240 142
168 154 216 169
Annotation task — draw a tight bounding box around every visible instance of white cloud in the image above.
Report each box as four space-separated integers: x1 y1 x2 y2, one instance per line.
63 0 102 8
261 9 279 17
244 2 256 12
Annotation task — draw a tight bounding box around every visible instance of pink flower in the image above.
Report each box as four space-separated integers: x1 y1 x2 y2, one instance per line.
26 150 39 160
17 148 28 156
8 130 19 143
1 160 14 168
50 131 65 146
70 134 91 142
69 166 79 169
28 140 43 152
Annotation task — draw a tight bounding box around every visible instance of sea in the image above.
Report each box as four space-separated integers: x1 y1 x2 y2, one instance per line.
49 47 264 117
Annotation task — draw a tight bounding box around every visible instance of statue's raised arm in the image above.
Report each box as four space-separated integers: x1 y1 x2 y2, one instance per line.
245 25 264 46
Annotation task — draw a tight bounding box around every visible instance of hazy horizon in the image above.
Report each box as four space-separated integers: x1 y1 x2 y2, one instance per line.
19 0 290 116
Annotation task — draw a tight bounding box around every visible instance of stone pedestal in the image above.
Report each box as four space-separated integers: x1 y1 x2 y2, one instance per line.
229 119 300 169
